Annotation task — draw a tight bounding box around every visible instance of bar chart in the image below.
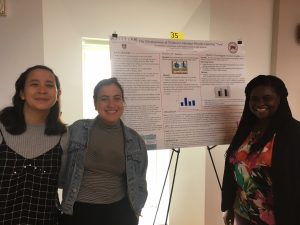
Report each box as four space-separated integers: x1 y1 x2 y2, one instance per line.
180 97 196 107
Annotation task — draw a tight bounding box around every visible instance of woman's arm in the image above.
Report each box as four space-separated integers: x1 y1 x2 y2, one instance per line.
138 135 148 197
58 130 70 188
221 156 237 213
222 209 234 225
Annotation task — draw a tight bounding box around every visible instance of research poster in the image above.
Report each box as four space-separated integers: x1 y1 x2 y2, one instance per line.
109 36 247 150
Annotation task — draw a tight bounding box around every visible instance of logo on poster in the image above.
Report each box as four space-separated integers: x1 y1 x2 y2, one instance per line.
228 42 238 54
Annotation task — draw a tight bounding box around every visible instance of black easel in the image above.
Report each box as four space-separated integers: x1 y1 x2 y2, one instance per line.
152 146 223 224
153 148 180 225
206 145 222 190
110 32 224 221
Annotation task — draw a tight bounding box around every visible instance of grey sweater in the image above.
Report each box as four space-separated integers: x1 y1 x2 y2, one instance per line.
0 122 68 158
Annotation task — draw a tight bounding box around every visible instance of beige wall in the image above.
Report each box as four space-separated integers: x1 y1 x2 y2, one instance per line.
0 0 44 108
208 1 274 225
0 0 298 224
272 0 300 119
42 0 211 125
210 0 274 78
43 1 209 224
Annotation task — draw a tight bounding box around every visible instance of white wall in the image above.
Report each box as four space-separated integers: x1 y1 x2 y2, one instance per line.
42 1 210 224
272 0 300 119
0 0 282 224
210 0 274 78
42 0 211 125
0 0 44 108
207 1 274 225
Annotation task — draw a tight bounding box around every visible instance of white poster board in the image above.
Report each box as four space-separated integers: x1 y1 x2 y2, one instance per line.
110 36 246 150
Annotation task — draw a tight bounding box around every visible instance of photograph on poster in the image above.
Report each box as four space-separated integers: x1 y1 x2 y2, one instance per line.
172 60 188 74
0 0 6 16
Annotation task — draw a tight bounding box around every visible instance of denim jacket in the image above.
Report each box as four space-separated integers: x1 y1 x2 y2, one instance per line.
59 117 148 216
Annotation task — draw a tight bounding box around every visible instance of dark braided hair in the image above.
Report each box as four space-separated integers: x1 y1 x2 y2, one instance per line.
226 75 292 157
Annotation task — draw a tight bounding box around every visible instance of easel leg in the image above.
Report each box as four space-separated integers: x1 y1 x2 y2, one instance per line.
206 145 221 190
153 148 180 225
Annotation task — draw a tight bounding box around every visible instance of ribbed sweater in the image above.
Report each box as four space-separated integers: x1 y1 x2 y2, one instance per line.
0 122 68 158
76 118 126 204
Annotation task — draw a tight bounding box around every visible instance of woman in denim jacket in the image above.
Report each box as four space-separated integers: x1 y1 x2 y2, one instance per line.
59 78 148 225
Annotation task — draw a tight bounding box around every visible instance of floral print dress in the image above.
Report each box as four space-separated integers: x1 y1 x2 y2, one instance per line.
230 132 276 225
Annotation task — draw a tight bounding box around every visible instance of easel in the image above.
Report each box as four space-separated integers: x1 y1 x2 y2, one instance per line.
153 145 222 225
153 148 180 225
206 145 222 190
110 33 230 223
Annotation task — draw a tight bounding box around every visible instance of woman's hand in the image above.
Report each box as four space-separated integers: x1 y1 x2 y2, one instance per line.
222 209 234 225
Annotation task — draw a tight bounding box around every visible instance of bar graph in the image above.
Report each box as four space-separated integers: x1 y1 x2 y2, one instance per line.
180 97 196 107
214 86 230 98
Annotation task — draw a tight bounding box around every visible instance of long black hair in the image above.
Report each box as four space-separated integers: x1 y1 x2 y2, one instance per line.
0 65 67 135
226 75 292 157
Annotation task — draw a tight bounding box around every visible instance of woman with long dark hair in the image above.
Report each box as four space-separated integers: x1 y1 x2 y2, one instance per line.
221 75 300 225
0 65 68 225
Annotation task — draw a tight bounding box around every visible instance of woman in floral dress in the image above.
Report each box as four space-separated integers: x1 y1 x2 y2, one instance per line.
221 75 300 225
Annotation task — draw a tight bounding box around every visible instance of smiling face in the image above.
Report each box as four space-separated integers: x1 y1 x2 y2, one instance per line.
249 85 280 121
95 84 124 125
20 69 60 115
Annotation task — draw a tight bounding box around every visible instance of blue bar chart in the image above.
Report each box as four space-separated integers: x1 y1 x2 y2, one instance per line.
180 97 196 106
